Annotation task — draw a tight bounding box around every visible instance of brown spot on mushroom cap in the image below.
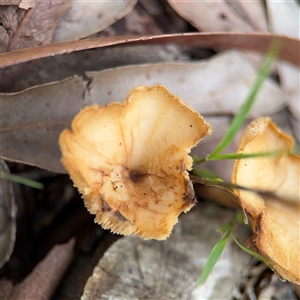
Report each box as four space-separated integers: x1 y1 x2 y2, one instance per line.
59 85 211 240
129 170 146 183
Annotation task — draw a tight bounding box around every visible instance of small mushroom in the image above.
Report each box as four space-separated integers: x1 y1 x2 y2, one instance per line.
232 117 300 284
59 85 211 240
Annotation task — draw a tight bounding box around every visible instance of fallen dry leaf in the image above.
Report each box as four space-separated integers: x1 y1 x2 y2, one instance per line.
53 0 137 43
1 51 285 173
10 238 75 300
266 0 300 140
0 1 71 90
86 51 284 118
166 1 268 67
0 159 16 268
101 1 168 36
0 76 86 173
0 279 14 300
167 1 254 32
0 6 26 52
226 1 268 32
11 44 185 92
232 117 300 284
59 85 211 239
0 1 20 4
5 1 70 51
1 33 299 68
0 1 36 9
18 0 36 10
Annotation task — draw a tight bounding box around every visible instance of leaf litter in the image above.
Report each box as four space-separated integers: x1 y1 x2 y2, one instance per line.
0 159 16 268
4 239 75 300
1 33 299 69
166 0 300 142
53 0 137 43
0 0 71 90
0 1 297 298
0 51 285 173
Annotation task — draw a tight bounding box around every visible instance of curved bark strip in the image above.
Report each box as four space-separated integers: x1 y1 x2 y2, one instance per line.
1 33 299 69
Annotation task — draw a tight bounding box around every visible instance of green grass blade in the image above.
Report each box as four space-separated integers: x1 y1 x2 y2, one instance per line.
231 234 269 264
192 167 223 180
209 40 282 158
0 171 44 189
192 155 206 165
217 220 234 234
198 227 233 285
206 149 289 161
235 212 244 225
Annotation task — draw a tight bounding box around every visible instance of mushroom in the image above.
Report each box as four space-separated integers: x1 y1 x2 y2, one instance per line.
232 117 300 284
59 85 211 240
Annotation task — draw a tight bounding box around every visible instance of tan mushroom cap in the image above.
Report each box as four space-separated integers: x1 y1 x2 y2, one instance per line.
232 117 300 284
59 85 211 240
